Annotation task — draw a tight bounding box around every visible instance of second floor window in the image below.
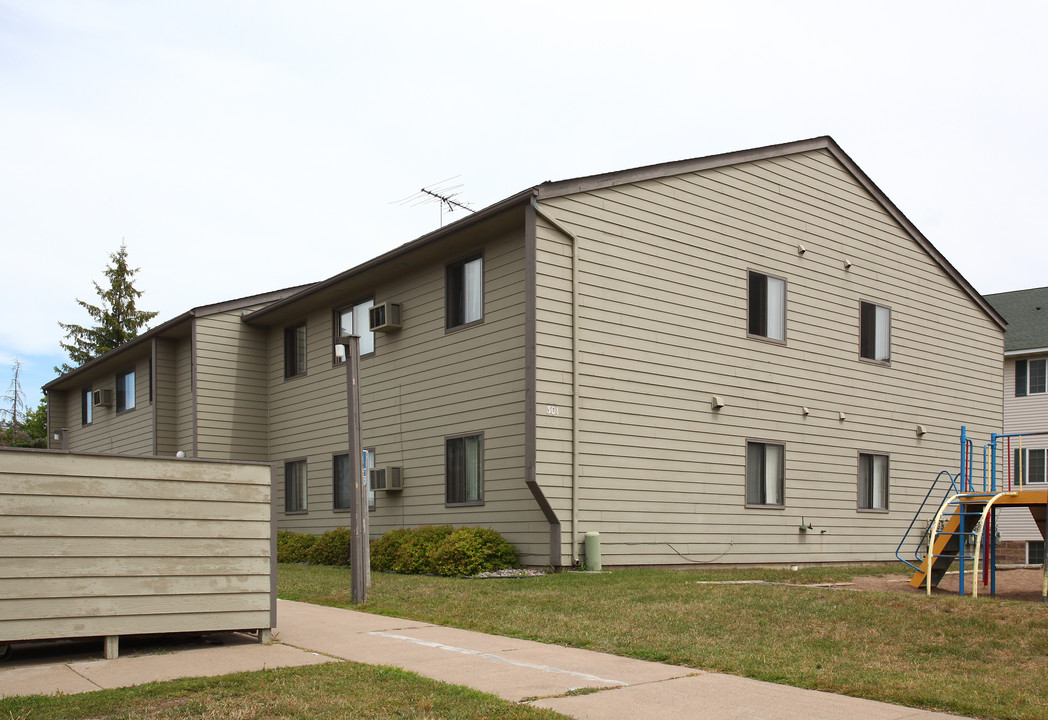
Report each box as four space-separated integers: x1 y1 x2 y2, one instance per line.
748 271 786 341
447 256 483 329
116 370 135 412
1015 358 1047 397
82 387 92 425
284 323 307 378
860 301 891 362
1014 448 1047 485
335 300 374 360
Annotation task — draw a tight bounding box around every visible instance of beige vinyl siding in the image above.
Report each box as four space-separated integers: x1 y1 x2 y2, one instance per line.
195 309 270 461
64 355 154 456
534 148 1003 565
155 338 179 455
175 336 195 454
0 449 273 643
999 357 1048 541
268 229 550 563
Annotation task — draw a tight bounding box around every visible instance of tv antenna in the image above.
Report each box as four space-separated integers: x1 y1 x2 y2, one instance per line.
393 177 476 227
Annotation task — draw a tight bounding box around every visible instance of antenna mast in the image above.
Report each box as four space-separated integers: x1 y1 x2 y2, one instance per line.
393 177 476 227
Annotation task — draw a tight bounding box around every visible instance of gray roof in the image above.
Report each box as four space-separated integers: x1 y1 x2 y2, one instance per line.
985 286 1048 352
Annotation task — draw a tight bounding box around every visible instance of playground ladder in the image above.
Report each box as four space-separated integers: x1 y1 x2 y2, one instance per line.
915 491 1017 597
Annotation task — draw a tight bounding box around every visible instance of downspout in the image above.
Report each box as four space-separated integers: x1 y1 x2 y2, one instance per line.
151 337 158 455
530 198 581 565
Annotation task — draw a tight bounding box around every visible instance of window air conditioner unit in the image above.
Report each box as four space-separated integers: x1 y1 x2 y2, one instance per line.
369 467 403 491
92 389 113 407
369 467 387 490
369 302 402 333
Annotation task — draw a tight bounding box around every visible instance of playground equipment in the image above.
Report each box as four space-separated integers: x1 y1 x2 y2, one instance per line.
897 427 1048 599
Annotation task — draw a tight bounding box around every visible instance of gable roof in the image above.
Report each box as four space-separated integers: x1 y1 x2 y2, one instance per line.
245 136 1004 331
44 284 314 392
985 286 1048 353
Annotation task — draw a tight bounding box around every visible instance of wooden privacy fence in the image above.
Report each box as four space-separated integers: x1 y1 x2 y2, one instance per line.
0 448 276 659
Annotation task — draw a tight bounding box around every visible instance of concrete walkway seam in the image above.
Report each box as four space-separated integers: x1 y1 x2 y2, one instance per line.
369 631 629 687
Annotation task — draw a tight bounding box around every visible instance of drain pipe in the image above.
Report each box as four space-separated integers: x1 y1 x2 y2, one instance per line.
531 199 581 565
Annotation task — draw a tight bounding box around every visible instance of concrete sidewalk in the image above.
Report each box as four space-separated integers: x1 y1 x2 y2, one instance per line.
0 599 970 719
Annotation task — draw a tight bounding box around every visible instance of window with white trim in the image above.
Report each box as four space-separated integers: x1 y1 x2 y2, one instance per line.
746 441 784 507
858 453 889 511
1013 448 1047 485
748 271 786 342
1015 358 1047 397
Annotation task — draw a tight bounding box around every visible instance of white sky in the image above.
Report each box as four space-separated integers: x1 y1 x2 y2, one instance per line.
2 0 1046 402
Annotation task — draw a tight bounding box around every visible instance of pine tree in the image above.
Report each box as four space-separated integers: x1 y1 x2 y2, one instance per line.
56 243 158 374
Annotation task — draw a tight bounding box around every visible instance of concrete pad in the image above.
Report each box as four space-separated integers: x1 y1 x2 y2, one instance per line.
0 664 101 698
71 643 336 691
529 673 967 720
276 599 432 639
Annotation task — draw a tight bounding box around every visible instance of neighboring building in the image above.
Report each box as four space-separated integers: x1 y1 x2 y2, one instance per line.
985 286 1048 565
45 136 1005 568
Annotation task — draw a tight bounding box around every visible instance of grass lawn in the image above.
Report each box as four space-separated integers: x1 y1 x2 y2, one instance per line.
0 662 568 720
279 562 1048 720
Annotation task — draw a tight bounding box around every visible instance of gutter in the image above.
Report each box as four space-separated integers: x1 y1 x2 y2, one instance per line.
244 188 537 325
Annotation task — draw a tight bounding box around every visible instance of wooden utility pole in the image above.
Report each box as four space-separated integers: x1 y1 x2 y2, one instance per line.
338 335 369 604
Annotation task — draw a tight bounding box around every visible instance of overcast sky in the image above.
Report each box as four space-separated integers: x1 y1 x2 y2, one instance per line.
2 0 1046 403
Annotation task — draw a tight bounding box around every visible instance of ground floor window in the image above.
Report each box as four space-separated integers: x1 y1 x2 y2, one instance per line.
446 434 483 505
1029 541 1045 565
285 459 307 513
858 453 889 511
746 441 784 507
333 450 374 511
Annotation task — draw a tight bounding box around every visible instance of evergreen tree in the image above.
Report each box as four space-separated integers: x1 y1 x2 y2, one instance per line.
56 243 158 374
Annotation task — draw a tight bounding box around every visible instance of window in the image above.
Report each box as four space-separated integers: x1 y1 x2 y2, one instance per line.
446 434 483 505
285 459 307 512
446 256 483 329
860 301 891 362
1015 358 1047 397
747 271 786 341
1013 448 1048 485
1028 540 1045 565
284 323 307 378
115 369 135 412
334 449 375 512
858 453 889 511
746 441 784 507
335 300 375 360
81 387 92 425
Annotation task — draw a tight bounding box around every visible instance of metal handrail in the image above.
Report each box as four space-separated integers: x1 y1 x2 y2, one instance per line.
895 469 959 572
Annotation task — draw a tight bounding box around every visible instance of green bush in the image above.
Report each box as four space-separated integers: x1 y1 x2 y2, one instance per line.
277 530 317 564
370 527 411 572
307 527 353 566
429 527 519 577
392 525 455 574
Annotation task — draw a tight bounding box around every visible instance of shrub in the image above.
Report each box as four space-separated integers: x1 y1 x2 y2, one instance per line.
428 527 519 577
307 527 353 566
277 530 317 564
370 527 411 572
392 525 455 574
